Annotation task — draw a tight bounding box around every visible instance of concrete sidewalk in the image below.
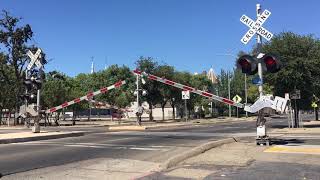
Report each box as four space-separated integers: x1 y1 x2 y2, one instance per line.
0 131 84 144
270 120 320 134
142 138 320 179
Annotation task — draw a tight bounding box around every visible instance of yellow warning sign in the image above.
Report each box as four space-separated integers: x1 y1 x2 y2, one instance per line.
232 95 242 103
311 102 318 108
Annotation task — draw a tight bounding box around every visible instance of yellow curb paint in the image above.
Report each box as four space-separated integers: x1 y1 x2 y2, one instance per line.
265 146 320 155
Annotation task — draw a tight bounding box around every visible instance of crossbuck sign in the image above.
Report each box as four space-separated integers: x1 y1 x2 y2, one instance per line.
240 9 273 44
27 48 43 70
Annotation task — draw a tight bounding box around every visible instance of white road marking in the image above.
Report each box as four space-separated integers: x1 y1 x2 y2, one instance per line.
15 141 172 151
130 147 168 151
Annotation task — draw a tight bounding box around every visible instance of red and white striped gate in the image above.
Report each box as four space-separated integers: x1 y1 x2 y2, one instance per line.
45 80 126 114
133 70 244 108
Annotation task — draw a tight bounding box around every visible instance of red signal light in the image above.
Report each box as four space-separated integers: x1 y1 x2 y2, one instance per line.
262 54 281 73
237 55 257 75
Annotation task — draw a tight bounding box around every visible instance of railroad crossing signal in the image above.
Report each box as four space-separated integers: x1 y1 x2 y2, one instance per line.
240 9 273 44
237 53 281 75
27 48 43 70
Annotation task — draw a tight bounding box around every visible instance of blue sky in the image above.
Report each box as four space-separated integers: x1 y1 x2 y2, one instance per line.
1 0 319 76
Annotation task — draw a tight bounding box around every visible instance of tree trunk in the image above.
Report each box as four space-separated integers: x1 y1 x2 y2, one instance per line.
148 102 153 121
162 104 165 121
0 109 2 126
72 109 76 126
172 104 175 120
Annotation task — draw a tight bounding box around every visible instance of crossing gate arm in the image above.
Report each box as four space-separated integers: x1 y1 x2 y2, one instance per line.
133 69 244 108
45 80 126 114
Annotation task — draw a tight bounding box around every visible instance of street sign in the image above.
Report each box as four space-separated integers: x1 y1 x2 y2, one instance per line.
27 48 42 70
232 95 242 103
240 9 273 44
252 76 263 85
182 91 190 100
290 90 301 100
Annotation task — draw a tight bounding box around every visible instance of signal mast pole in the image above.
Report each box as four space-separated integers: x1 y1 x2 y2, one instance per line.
257 4 263 98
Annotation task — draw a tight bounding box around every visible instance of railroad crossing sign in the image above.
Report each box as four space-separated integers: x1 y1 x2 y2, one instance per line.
232 95 242 103
240 9 273 44
27 48 43 70
182 90 190 100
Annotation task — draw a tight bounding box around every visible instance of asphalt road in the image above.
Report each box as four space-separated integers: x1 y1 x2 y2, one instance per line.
0 116 290 176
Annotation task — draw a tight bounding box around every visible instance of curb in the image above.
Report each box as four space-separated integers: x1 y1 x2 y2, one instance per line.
160 138 236 170
0 132 85 144
107 126 147 131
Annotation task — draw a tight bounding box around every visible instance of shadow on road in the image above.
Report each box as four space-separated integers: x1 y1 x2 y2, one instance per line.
270 138 305 145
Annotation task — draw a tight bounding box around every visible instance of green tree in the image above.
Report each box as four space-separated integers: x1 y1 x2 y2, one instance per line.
155 64 175 120
135 57 160 121
41 71 71 124
261 32 320 109
190 73 213 118
95 65 135 109
0 11 47 124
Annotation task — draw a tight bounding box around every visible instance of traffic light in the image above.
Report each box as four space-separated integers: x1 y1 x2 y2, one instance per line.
26 76 42 90
24 77 33 91
236 55 258 75
262 54 281 73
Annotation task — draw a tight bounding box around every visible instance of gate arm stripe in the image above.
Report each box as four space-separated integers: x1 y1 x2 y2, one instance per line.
45 80 126 114
133 69 243 108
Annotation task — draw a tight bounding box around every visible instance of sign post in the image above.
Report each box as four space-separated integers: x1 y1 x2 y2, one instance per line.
182 91 190 121
26 48 43 133
233 95 242 118
240 4 274 145
290 89 301 127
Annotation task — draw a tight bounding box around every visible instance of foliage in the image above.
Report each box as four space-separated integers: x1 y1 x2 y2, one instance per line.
261 32 320 109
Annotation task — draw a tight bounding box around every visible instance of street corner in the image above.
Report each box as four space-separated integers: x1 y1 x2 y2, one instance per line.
0 131 85 144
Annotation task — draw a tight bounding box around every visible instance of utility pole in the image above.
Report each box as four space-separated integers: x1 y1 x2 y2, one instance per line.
185 99 188 121
228 72 231 117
